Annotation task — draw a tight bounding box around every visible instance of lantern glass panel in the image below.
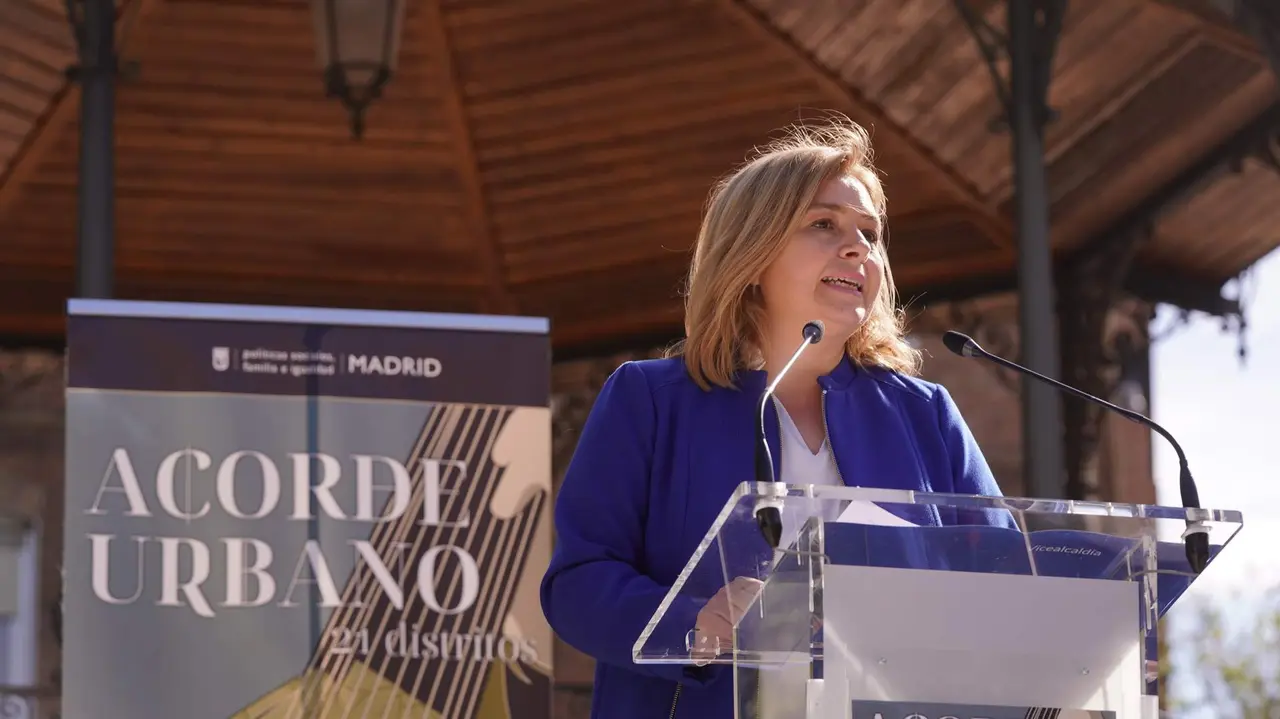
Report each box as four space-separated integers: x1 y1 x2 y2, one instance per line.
310 0 406 91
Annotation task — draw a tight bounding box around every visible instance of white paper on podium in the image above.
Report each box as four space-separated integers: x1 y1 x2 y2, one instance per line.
834 499 919 528
777 497 918 559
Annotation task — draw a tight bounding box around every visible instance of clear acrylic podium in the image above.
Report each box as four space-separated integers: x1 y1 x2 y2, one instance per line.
633 483 1244 719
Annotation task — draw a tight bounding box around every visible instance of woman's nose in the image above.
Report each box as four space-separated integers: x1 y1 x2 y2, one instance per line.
839 237 867 260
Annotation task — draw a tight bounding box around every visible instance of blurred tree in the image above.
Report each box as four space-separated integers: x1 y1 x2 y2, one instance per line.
1163 585 1280 719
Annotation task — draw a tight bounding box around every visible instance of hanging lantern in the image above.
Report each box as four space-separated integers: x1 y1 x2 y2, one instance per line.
311 0 407 139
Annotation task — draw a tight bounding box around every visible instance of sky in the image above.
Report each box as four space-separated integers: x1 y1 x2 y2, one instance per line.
1152 247 1280 590
1150 247 1280 710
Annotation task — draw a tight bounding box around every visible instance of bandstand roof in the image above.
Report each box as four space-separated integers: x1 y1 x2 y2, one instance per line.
0 0 1277 357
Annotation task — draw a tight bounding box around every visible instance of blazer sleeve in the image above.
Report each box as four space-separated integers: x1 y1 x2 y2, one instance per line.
539 362 720 686
933 384 1019 530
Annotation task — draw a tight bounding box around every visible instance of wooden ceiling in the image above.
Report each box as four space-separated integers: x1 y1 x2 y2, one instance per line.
0 0 1276 356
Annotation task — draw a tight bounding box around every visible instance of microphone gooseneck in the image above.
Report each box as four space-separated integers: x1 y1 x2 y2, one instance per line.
755 320 825 548
941 330 1211 574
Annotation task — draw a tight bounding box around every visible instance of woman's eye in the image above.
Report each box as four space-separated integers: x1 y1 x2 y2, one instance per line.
811 218 835 230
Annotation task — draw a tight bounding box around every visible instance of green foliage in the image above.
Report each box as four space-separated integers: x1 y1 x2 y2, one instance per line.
1163 585 1280 719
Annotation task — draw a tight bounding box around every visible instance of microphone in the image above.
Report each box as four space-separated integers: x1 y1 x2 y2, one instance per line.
755 319 826 548
941 330 1211 574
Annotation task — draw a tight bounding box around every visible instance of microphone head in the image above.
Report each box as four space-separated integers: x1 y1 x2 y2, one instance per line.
755 506 782 548
942 330 980 358
802 320 825 344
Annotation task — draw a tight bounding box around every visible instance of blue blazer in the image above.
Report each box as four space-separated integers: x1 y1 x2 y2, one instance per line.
539 355 1013 719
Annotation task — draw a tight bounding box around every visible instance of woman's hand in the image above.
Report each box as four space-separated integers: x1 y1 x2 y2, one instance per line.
691 577 765 662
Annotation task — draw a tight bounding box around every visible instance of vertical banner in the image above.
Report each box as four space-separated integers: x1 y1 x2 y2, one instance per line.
62 299 553 719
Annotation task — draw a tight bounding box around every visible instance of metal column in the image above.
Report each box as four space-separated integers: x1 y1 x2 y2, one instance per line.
72 0 117 299
1008 0 1065 499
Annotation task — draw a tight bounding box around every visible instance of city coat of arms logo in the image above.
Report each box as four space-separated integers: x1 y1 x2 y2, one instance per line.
212 347 230 372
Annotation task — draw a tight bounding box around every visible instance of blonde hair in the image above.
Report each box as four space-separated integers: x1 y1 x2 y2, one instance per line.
669 115 921 390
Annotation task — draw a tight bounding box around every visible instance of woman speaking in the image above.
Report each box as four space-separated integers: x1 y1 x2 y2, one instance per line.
539 117 1012 719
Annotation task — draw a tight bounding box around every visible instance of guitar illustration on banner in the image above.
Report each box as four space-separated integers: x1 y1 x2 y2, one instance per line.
230 402 553 719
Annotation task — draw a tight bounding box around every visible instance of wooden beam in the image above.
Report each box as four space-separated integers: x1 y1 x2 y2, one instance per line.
0 306 676 358
0 267 1241 356
551 303 687 354
990 29 1203 204
1146 0 1268 60
1081 101 1280 256
423 0 513 314
1241 0 1280 80
0 313 63 344
0 256 489 290
1124 264 1240 316
0 0 161 221
548 257 1014 356
705 0 1010 241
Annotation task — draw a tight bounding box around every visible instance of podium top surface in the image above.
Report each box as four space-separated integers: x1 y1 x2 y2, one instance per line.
757 483 1244 524
632 483 1244 665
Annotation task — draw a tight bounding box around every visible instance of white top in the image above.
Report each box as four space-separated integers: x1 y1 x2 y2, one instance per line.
774 396 840 483
773 397 843 553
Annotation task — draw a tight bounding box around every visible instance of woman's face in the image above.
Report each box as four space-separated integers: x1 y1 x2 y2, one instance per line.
757 174 883 346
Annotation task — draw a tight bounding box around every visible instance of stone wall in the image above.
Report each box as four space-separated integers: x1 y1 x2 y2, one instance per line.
0 297 1154 718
